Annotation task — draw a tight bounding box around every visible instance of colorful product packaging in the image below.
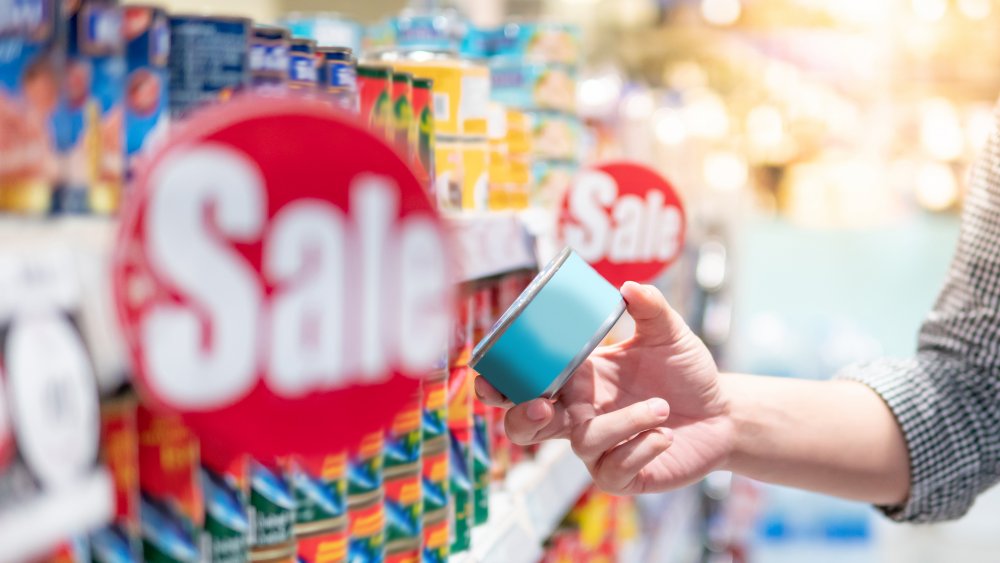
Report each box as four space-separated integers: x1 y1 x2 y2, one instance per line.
471 288 496 523
317 47 357 113
433 139 462 211
167 15 250 118
137 405 203 562
459 139 488 210
388 59 488 138
489 62 576 113
289 453 349 563
356 64 393 139
530 159 576 209
391 71 414 160
348 430 386 562
123 5 169 175
448 364 474 553
389 8 465 52
249 459 297 562
489 21 581 65
90 391 141 562
411 76 435 199
384 388 422 561
0 0 61 215
420 443 449 563
287 38 318 90
250 26 290 91
526 111 580 160
53 0 125 215
201 453 251 563
281 13 364 54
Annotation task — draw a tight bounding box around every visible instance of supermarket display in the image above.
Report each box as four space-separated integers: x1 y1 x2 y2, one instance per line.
471 248 626 404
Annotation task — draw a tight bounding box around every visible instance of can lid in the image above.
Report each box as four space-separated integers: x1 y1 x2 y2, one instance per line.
412 77 433 89
392 71 414 83
357 64 392 78
289 37 316 50
253 25 290 40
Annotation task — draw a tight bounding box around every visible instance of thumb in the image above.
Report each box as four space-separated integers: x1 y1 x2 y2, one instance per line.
620 281 688 347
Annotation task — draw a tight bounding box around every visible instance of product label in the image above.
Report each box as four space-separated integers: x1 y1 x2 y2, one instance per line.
249 461 295 551
168 17 249 117
124 7 169 162
384 391 421 473
202 459 250 563
348 430 384 498
347 495 385 563
384 470 421 549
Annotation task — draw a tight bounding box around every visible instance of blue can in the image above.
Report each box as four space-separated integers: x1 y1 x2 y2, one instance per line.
287 38 317 89
317 46 356 112
250 25 289 91
52 0 125 215
167 15 250 118
470 248 626 404
123 5 169 166
0 0 61 215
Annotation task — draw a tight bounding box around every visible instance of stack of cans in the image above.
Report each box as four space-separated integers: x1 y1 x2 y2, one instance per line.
420 358 450 563
487 104 532 210
288 452 349 562
446 295 475 553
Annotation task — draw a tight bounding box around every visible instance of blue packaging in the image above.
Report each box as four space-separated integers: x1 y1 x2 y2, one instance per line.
0 0 61 215
471 248 625 404
287 37 317 89
123 5 168 167
491 21 581 64
317 47 356 113
167 15 250 119
391 8 466 52
52 0 125 215
489 60 576 113
250 25 289 91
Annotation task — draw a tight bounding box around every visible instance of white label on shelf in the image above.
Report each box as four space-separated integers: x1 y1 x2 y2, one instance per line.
459 76 490 122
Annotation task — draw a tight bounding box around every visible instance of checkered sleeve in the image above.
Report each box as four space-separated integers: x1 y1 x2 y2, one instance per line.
837 105 1000 523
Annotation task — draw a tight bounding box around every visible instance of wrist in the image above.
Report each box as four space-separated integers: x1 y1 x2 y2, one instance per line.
717 372 758 474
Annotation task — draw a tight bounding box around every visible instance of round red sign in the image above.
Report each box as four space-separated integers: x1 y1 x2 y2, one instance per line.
113 96 453 458
558 162 686 287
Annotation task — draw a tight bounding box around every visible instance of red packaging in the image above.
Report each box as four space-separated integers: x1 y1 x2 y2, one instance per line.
450 295 474 368
100 393 140 538
357 64 393 140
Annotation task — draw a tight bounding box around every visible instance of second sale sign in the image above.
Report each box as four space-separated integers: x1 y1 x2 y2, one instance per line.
113 97 454 458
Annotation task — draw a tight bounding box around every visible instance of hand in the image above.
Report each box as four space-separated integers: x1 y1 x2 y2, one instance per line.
475 281 734 494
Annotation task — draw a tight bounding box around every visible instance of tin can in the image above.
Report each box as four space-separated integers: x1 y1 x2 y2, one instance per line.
383 467 421 562
348 429 386 562
489 62 576 113
91 391 141 562
249 459 297 562
411 76 435 198
123 5 169 175
471 248 626 404
384 58 487 138
137 405 203 562
356 64 393 138
420 371 448 454
420 444 449 563
459 139 488 211
347 492 385 563
289 453 348 563
0 0 61 215
470 288 494 525
432 139 462 211
384 390 422 476
200 452 250 563
167 15 250 118
281 13 363 54
447 364 473 553
287 38 317 90
250 26 289 91
317 47 356 113
391 71 414 160
53 0 125 215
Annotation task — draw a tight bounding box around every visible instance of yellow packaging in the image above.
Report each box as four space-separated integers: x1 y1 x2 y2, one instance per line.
434 140 463 210
460 139 489 211
391 59 489 137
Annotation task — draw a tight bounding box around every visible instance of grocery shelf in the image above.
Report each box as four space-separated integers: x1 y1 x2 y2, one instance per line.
452 440 592 563
445 211 538 283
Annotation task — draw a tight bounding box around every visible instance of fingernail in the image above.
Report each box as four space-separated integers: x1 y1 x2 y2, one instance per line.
647 398 670 418
526 400 549 422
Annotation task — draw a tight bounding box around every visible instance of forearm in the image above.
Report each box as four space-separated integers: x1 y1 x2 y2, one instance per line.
720 373 910 505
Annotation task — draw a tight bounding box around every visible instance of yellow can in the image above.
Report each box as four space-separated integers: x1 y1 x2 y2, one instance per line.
433 139 463 211
459 138 489 211
389 58 489 138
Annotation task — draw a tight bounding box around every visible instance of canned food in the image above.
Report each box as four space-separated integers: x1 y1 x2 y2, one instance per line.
470 248 626 404
287 38 318 89
53 0 125 215
0 0 61 215
90 392 140 562
202 454 251 562
447 364 473 553
421 508 448 563
383 468 422 561
390 71 414 160
489 62 576 113
433 139 462 211
123 5 169 172
168 15 251 118
249 459 297 562
356 64 393 138
317 47 357 113
250 26 290 91
385 58 488 138
459 139 488 211
289 453 348 563
348 429 384 498
137 405 203 562
411 76 435 196
421 371 448 450
385 390 422 476
347 492 385 563
526 111 580 160
471 402 491 525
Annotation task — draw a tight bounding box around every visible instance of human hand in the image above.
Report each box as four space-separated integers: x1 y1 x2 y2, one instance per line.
475 281 733 494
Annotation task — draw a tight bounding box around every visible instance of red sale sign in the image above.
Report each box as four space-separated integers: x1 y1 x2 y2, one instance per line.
558 162 686 287
113 97 454 458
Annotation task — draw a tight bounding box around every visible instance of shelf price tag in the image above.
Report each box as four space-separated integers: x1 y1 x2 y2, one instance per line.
113 97 454 458
558 162 686 287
